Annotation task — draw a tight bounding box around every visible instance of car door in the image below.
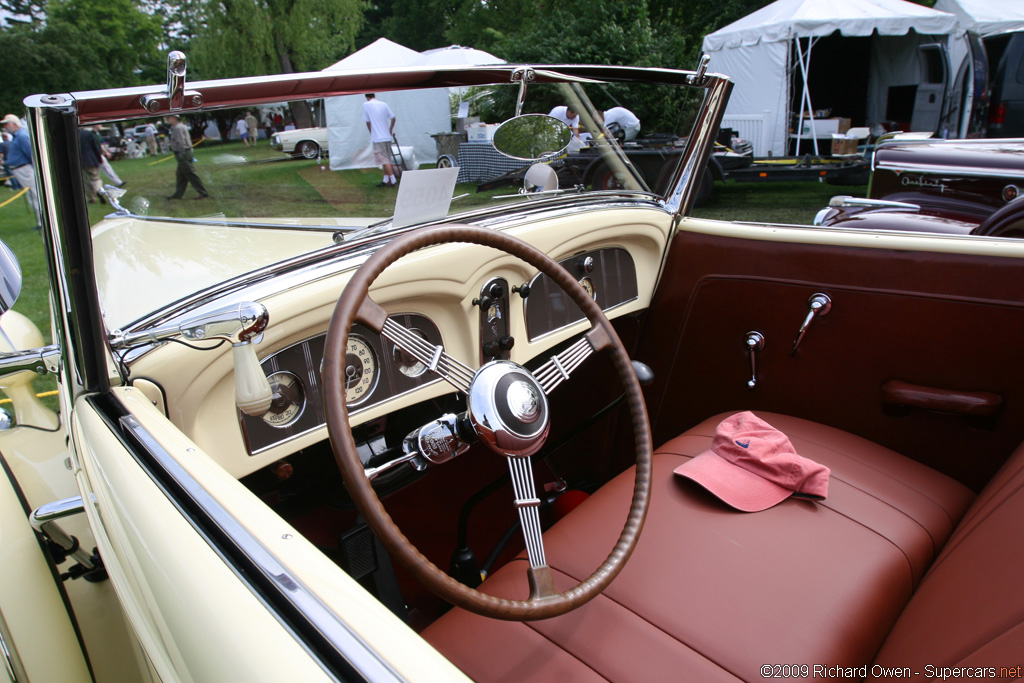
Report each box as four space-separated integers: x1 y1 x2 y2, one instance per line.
635 221 1024 493
911 44 949 135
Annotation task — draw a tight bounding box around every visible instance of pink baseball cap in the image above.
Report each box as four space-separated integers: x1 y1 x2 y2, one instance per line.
674 412 830 512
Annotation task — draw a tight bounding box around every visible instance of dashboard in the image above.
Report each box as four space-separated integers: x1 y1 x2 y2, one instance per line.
238 247 639 457
137 206 674 480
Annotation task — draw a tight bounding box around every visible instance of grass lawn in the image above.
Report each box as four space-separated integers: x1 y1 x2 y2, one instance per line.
1 139 863 414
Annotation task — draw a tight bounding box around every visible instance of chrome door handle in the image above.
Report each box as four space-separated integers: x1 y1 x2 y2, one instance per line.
791 293 832 355
745 331 765 389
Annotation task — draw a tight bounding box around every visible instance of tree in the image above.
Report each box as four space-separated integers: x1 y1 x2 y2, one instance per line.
0 0 164 114
187 0 364 127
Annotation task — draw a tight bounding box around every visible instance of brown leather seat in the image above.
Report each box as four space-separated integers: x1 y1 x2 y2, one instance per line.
422 411 1021 681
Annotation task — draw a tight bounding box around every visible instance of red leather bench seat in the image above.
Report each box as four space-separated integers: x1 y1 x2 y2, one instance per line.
423 412 1008 681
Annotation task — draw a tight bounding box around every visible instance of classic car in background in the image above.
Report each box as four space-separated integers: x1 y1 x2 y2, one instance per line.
815 136 1024 237
270 126 330 158
2 50 1024 682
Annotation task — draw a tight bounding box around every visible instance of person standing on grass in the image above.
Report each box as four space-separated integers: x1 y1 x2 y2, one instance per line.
236 116 250 147
166 114 209 200
245 111 258 146
362 94 397 187
144 122 158 155
2 114 41 229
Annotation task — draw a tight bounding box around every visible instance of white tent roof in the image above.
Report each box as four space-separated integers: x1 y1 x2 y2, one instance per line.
416 45 505 66
320 40 505 171
703 0 959 51
934 0 1024 37
324 37 422 70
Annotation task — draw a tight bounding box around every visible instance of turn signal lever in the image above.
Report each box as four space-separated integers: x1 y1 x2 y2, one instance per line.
111 302 274 416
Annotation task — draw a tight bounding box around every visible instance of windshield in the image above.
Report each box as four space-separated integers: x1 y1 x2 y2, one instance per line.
78 73 701 330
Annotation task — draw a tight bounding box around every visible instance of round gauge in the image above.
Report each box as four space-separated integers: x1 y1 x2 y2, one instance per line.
345 335 379 405
393 328 430 377
261 372 305 428
579 276 597 301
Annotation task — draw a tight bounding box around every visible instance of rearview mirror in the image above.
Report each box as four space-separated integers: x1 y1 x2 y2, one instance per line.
493 114 572 161
0 241 23 315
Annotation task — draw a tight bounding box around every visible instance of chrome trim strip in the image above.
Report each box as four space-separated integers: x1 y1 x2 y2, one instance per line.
873 160 1024 180
116 214 365 233
117 411 404 682
33 64 710 125
0 609 23 683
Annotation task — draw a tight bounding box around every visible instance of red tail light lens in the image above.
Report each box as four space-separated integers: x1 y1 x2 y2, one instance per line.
990 102 1007 125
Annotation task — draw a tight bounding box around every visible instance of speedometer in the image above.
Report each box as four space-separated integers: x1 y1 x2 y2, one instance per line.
345 335 378 405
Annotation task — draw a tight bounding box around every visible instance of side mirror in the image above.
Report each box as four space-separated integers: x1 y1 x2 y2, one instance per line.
492 114 572 162
0 241 23 315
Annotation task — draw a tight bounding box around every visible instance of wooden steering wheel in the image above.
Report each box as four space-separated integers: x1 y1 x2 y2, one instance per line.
323 224 652 621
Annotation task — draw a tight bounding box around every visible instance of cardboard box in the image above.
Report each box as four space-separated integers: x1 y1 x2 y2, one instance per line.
466 124 497 142
831 135 859 155
798 117 852 138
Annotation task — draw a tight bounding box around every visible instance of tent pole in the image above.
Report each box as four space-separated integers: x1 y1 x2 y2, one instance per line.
795 37 819 155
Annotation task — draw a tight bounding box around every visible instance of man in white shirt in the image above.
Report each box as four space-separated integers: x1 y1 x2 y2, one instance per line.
362 94 398 187
603 106 641 142
548 105 580 138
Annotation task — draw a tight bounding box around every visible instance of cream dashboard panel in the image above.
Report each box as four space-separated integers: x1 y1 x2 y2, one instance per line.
137 207 673 479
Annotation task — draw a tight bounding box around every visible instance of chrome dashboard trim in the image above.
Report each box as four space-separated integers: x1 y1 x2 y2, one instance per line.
115 408 404 682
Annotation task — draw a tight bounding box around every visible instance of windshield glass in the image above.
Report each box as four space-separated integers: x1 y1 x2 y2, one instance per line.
79 75 699 329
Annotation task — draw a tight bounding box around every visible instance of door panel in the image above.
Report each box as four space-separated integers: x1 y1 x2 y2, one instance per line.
636 227 1024 492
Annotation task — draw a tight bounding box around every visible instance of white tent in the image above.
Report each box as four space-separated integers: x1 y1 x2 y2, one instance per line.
702 0 963 156
322 40 506 171
322 38 451 172
934 0 1024 37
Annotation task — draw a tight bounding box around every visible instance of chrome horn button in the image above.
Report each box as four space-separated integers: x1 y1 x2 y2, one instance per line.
468 361 550 458
507 380 540 423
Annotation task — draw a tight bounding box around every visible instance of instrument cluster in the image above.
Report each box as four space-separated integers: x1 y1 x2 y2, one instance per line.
239 313 444 455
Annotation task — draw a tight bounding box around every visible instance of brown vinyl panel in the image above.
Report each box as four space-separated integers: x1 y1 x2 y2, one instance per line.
635 229 1024 491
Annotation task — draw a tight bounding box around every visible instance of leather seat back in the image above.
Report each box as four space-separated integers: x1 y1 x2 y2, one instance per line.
873 442 1024 672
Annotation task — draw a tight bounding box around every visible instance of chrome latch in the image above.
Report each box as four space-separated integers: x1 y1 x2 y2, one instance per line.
745 331 765 389
140 51 204 114
791 293 832 355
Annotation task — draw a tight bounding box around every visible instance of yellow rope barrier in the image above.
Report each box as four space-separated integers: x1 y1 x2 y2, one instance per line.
146 154 176 166
0 390 58 405
0 188 28 210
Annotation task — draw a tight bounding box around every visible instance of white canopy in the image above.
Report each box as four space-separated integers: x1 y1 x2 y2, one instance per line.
322 39 449 172
702 0 964 156
934 0 1024 37
704 0 958 50
322 40 506 172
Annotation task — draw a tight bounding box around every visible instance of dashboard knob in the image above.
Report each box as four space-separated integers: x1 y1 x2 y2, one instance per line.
483 341 500 357
512 283 531 298
488 283 504 298
498 335 515 351
476 295 493 310
581 256 595 273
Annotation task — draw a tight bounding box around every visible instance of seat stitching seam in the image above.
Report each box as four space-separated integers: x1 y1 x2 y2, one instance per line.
519 621 610 682
785 431 962 526
540 566 745 682
950 615 1024 668
926 478 1024 576
657 448 942 558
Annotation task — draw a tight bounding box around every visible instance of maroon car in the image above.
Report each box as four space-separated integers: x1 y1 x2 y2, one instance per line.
816 136 1024 238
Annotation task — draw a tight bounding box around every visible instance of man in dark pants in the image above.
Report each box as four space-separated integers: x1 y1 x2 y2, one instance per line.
165 114 208 200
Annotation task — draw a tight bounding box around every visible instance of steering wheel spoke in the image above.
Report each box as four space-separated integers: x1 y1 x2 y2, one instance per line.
508 456 548 568
381 315 475 395
534 327 612 394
